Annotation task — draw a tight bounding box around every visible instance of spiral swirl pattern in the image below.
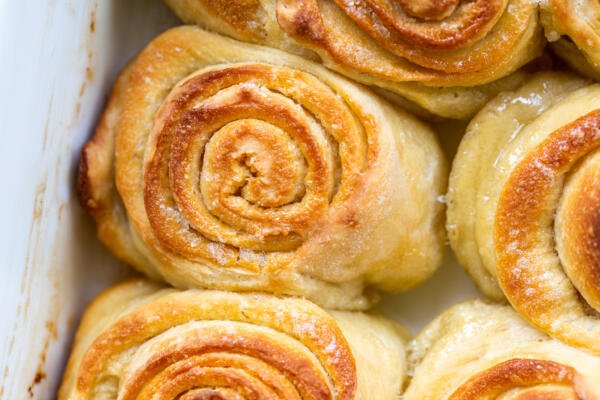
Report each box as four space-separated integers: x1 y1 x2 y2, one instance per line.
541 0 600 80
324 0 524 74
447 72 600 353
77 26 446 309
404 301 600 399
57 279 407 400
144 64 366 259
163 0 543 118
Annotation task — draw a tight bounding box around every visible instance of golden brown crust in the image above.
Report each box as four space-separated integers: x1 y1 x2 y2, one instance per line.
276 0 540 84
77 26 446 309
164 0 542 118
331 0 506 60
557 153 600 311
141 65 360 258
74 295 356 398
197 0 268 41
58 279 407 399
405 301 600 400
447 75 600 354
495 109 600 351
448 359 576 399
446 72 591 300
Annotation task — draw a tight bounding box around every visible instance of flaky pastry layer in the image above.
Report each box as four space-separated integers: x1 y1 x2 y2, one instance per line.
58 279 407 400
448 72 600 353
405 301 600 399
78 26 447 310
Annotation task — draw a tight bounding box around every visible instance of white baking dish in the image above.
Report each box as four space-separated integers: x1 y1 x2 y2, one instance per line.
0 1 479 398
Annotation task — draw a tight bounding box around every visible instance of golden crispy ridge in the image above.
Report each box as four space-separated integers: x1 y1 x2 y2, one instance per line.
75 292 355 397
276 0 539 83
58 279 407 399
448 359 578 399
333 0 507 57
446 73 591 301
495 109 600 352
557 152 600 312
394 0 460 21
446 74 600 353
77 26 446 309
335 0 505 50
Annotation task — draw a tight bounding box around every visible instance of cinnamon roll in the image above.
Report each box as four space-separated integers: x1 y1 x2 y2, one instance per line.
447 71 600 352
58 279 408 400
163 0 544 119
541 0 600 80
405 301 600 399
77 26 446 310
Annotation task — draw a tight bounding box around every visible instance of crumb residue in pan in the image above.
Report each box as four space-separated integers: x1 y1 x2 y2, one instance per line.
74 1 97 120
89 6 95 33
26 322 57 398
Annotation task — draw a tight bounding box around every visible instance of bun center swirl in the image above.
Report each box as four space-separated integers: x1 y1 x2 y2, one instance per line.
394 0 460 21
144 64 368 264
324 0 527 73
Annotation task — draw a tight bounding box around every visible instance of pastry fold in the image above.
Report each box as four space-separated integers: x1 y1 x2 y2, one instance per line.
541 0 600 80
58 279 407 400
78 26 446 310
163 0 544 118
447 72 600 353
405 301 600 399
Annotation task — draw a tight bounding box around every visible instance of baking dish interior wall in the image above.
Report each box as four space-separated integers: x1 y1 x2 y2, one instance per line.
0 2 177 398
